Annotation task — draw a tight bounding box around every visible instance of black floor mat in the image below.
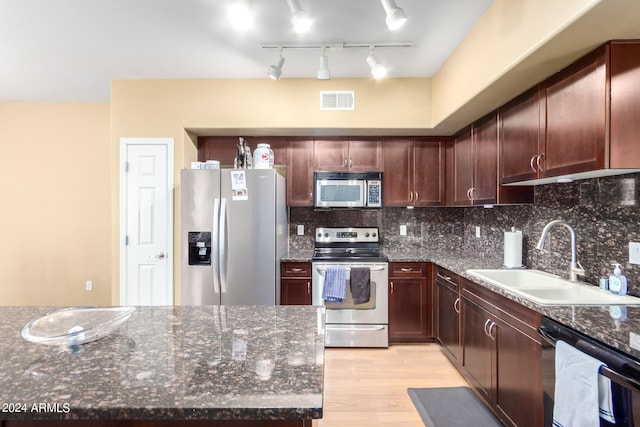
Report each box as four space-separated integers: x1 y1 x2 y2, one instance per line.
407 386 503 427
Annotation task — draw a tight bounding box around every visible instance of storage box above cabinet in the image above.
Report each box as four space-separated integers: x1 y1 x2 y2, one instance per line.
500 41 640 186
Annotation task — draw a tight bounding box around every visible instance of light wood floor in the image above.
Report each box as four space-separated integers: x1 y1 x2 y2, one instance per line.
314 344 470 427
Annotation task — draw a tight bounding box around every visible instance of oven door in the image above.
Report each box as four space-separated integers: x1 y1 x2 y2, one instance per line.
314 179 365 208
312 262 388 347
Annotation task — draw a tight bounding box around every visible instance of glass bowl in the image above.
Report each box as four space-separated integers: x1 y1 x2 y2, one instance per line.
21 306 136 347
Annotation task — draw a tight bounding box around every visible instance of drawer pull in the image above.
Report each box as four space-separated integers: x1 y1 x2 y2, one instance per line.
400 267 414 272
288 268 303 273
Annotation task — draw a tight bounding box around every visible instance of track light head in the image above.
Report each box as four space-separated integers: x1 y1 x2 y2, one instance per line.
366 48 387 79
268 53 285 80
317 54 330 80
380 0 407 31
286 0 312 33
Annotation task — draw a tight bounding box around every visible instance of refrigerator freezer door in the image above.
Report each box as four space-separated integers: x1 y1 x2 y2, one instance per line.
220 169 278 305
180 169 221 305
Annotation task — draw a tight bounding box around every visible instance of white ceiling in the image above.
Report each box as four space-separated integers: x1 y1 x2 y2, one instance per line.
0 0 493 102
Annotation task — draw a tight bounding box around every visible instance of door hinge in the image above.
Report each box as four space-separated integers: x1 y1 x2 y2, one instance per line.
125 235 129 246
124 161 130 172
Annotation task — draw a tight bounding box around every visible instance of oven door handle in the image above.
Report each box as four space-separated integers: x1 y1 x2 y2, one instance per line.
315 266 386 273
325 325 386 331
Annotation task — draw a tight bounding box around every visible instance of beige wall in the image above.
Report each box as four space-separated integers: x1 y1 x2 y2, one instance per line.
110 78 432 303
0 102 111 305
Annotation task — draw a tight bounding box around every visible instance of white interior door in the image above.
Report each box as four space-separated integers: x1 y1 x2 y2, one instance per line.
120 138 174 305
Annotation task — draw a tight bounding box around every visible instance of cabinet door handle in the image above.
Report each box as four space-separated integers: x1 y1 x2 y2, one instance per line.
483 319 492 336
453 298 460 314
307 281 311 295
349 157 353 168
343 157 348 167
409 191 413 201
400 267 413 272
470 187 476 201
467 188 472 200
414 191 419 202
536 153 545 172
390 281 394 294
530 155 537 173
488 322 497 340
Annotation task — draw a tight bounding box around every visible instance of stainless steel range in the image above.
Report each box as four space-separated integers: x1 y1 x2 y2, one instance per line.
312 227 389 348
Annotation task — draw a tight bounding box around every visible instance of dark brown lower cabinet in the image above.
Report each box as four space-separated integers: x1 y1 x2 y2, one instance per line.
460 277 543 427
280 262 312 305
435 266 460 364
388 262 433 342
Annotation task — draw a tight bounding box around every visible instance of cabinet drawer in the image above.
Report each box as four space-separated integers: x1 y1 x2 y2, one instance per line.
281 262 312 278
435 266 459 289
390 262 426 277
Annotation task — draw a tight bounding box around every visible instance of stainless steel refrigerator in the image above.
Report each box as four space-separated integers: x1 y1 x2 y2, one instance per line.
180 168 287 305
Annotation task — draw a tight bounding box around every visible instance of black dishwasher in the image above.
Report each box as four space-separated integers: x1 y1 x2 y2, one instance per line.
539 316 640 426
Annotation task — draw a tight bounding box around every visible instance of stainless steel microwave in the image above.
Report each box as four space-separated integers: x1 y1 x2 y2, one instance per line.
314 171 382 208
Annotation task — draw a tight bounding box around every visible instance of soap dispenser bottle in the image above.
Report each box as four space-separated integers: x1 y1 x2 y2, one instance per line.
609 263 628 296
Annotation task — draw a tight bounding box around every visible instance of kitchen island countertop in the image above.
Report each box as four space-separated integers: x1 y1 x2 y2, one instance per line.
0 305 324 426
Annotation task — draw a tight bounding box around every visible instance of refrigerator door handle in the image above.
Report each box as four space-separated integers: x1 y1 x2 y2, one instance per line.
212 198 221 294
219 197 228 294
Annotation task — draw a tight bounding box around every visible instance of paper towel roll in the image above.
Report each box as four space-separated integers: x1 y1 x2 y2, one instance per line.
503 231 523 268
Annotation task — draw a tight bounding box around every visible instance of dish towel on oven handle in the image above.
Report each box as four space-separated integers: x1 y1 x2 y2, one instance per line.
349 267 371 304
322 266 347 303
553 340 615 427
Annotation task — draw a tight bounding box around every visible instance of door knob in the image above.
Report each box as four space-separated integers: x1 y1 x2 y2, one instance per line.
150 252 166 259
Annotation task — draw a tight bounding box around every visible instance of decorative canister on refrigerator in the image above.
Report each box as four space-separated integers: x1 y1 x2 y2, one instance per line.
253 144 272 169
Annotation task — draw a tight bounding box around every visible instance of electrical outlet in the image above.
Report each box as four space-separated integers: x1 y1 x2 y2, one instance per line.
630 242 640 265
631 332 640 351
297 225 304 236
400 225 407 236
85 280 93 291
475 226 481 238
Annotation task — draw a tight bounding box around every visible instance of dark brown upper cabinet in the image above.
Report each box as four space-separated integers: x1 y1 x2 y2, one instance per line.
383 137 446 207
286 137 315 207
448 115 532 206
314 137 382 171
500 41 640 185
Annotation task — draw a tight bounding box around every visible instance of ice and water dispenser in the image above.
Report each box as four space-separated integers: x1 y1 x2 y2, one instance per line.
188 232 211 265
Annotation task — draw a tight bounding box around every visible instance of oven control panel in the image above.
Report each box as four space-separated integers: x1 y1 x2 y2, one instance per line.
315 227 379 243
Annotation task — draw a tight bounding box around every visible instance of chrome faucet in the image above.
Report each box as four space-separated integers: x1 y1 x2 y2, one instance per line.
535 220 585 282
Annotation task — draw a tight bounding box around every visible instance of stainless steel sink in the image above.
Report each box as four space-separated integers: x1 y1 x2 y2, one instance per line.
466 269 640 306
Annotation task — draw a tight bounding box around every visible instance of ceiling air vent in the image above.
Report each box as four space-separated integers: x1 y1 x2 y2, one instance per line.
320 90 355 111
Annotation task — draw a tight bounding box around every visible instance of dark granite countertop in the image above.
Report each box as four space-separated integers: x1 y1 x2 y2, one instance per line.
280 248 640 362
0 305 325 421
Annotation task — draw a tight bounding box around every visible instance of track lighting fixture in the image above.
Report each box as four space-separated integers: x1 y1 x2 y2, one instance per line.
366 47 387 79
267 49 285 80
380 0 407 31
286 0 312 33
316 47 330 80
228 0 254 30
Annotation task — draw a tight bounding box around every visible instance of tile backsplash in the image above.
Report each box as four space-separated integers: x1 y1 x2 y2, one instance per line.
289 173 640 296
